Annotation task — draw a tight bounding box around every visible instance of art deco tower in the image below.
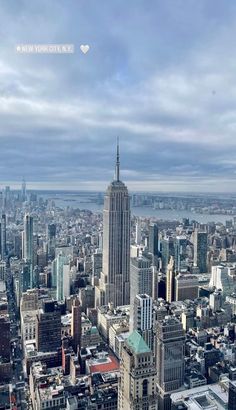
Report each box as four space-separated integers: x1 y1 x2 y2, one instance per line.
96 143 130 307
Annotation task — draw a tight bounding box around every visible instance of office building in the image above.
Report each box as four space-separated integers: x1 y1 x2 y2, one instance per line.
23 214 33 262
20 261 31 293
47 223 56 259
3 186 10 210
36 300 61 353
22 214 34 286
149 223 159 263
0 316 10 361
161 238 175 274
152 264 159 301
135 218 142 245
55 254 70 301
175 273 199 301
209 265 236 299
156 316 185 410
0 261 6 282
0 214 6 260
79 285 95 312
92 251 102 279
181 309 195 332
229 380 236 410
97 144 130 307
21 178 27 202
132 294 153 350
130 255 153 306
171 382 229 410
51 258 57 288
47 223 56 241
166 256 175 303
118 330 157 409
174 236 187 272
209 290 223 311
20 289 38 312
71 297 82 353
194 230 208 273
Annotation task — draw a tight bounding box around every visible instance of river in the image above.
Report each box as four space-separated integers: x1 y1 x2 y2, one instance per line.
40 193 233 224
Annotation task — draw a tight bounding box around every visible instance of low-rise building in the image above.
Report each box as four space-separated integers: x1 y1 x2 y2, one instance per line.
97 304 130 340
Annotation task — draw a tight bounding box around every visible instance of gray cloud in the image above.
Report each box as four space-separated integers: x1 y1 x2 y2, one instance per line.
0 0 236 191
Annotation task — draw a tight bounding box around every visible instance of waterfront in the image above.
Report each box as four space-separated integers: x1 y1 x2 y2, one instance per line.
40 193 234 224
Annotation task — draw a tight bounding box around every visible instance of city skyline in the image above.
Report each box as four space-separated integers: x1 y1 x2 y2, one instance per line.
1 1 236 192
3 2 236 408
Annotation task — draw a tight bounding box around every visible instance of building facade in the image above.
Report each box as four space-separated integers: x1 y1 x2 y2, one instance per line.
36 301 61 353
149 223 159 264
132 294 154 350
118 330 157 410
130 256 153 305
97 144 130 307
175 273 199 301
156 316 185 410
194 230 208 273
0 214 7 260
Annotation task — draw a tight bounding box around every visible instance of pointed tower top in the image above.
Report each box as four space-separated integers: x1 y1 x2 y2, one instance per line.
115 137 120 182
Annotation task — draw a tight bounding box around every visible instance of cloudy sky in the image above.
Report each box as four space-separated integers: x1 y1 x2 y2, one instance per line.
1 0 236 192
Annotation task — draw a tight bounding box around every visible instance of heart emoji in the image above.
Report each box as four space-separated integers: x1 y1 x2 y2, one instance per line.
80 45 90 54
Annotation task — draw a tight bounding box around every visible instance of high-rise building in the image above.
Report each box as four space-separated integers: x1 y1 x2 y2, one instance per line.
0 316 11 361
92 251 102 279
130 256 153 306
0 214 7 259
21 178 27 202
118 330 157 409
209 290 223 311
3 186 10 210
161 238 175 274
156 316 185 410
47 223 56 259
132 294 153 350
71 297 82 353
152 264 159 301
47 223 56 241
175 273 199 301
228 380 236 410
96 143 130 307
174 236 187 272
55 254 70 301
166 256 175 303
181 309 195 332
149 223 159 263
22 214 34 286
135 218 142 245
209 265 236 299
36 300 61 352
193 230 208 273
20 261 31 293
0 261 6 281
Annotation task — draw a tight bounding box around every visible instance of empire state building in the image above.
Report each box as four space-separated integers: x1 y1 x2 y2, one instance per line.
96 143 131 307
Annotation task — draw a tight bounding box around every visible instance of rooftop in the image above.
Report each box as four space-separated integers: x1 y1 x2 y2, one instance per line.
88 354 119 374
126 331 151 354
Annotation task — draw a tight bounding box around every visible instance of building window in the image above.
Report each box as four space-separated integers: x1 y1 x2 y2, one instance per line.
143 379 148 397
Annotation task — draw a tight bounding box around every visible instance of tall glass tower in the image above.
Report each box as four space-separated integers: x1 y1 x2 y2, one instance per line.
96 143 130 307
22 214 34 287
0 214 7 260
193 229 208 273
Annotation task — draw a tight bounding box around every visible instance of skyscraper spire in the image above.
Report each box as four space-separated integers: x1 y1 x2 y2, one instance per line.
96 136 130 308
115 137 120 181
